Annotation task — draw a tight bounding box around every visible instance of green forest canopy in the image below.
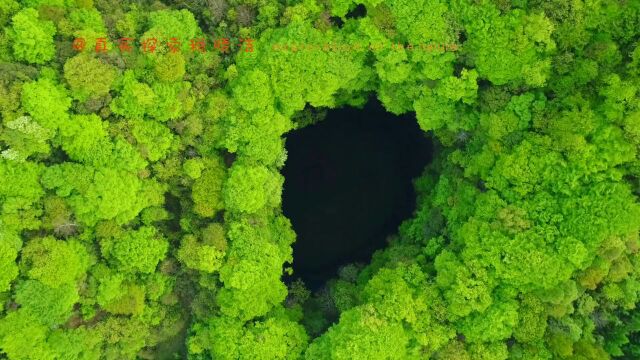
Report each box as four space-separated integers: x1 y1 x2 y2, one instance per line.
0 0 640 359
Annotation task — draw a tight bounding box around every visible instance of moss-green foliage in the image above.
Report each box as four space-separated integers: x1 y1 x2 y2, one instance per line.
0 232 22 292
20 236 92 287
15 280 80 326
41 163 165 225
0 0 639 358
21 77 71 131
223 162 283 213
109 70 156 118
0 158 44 232
129 118 176 161
177 234 224 273
101 226 168 274
191 156 226 217
63 54 118 101
9 8 56 64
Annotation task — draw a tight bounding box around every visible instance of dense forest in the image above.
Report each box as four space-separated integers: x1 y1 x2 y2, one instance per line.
1 0 640 359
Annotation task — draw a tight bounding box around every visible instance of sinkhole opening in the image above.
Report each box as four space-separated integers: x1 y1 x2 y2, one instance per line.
282 98 434 289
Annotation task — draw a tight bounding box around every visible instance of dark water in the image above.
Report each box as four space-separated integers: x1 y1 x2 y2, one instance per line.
282 98 433 289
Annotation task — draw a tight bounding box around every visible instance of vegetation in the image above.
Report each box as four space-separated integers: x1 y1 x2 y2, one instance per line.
0 0 639 359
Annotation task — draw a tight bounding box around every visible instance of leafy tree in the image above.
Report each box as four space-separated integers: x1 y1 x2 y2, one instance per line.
192 156 226 217
454 3 556 87
193 311 308 360
183 157 204 179
93 316 151 360
129 118 177 162
216 214 293 321
102 283 146 315
0 158 44 232
101 226 168 274
457 299 519 343
41 163 166 226
21 78 71 131
110 71 156 119
1 0 640 358
58 114 147 172
177 234 225 273
148 81 194 122
137 9 201 57
46 327 103 360
9 8 56 64
14 280 79 326
153 52 186 82
20 236 92 288
0 115 53 161
237 314 309 360
0 1 20 27
201 222 228 251
305 304 411 360
0 231 21 291
223 162 283 213
63 54 118 101
0 311 53 360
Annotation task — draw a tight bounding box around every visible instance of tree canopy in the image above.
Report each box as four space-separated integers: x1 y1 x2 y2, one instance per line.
0 0 639 358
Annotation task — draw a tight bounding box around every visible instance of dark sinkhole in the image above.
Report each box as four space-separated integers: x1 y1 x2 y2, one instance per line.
282 98 433 289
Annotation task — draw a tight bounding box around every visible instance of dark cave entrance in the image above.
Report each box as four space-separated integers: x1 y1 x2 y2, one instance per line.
282 97 433 289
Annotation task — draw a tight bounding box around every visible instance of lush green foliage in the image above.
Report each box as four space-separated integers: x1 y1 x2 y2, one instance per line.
0 0 639 359
9 8 56 64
